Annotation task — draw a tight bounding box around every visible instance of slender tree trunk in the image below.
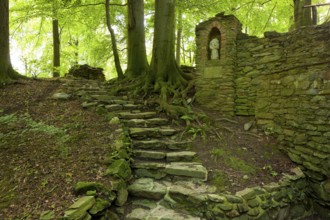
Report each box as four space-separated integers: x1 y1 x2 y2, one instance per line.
149 0 186 93
52 18 60 77
175 9 182 66
294 0 313 28
106 0 124 79
0 0 19 82
126 0 148 77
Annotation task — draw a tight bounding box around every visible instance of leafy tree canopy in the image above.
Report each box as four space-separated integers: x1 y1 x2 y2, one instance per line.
8 0 330 78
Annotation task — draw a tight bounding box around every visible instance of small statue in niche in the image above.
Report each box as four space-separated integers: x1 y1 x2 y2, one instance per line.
209 38 220 60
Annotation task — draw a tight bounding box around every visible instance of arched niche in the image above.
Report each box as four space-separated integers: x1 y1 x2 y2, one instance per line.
208 27 221 60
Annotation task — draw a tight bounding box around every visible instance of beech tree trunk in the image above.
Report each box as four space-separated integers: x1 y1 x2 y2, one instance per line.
126 0 148 77
0 0 19 82
52 18 60 77
149 0 186 93
106 0 124 79
175 9 182 66
294 0 313 28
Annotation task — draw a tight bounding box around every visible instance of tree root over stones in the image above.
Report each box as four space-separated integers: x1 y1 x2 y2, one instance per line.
107 73 196 119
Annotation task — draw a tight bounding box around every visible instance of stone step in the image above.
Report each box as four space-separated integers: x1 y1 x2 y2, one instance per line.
165 162 208 181
118 112 157 120
128 178 216 203
129 127 177 139
84 90 108 96
105 104 144 112
126 205 201 220
90 95 134 105
124 118 169 127
132 161 208 181
133 150 196 162
133 139 192 151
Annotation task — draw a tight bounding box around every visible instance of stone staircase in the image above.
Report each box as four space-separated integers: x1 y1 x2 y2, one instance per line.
59 78 312 220
62 78 210 219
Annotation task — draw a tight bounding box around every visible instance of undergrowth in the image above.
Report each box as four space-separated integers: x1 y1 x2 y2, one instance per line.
0 113 70 157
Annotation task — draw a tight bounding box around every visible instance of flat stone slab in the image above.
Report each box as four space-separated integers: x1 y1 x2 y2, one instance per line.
64 196 95 219
90 95 134 105
52 92 71 100
166 151 196 162
134 150 166 160
118 112 157 119
129 127 177 139
105 104 123 111
128 178 167 200
135 168 167 179
125 118 168 127
133 140 191 151
165 162 208 181
126 205 201 220
82 101 98 108
132 161 166 169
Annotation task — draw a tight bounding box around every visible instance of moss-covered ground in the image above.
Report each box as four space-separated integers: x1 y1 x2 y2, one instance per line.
0 79 118 219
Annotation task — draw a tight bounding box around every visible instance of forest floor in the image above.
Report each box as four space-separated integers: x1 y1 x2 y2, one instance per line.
0 78 296 219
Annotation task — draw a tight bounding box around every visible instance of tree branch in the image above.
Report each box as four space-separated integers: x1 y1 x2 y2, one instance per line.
65 2 127 9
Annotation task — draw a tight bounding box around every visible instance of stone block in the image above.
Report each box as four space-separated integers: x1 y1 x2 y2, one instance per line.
236 188 257 200
225 195 243 203
89 198 110 215
64 196 95 219
106 159 131 180
165 162 208 180
128 178 167 200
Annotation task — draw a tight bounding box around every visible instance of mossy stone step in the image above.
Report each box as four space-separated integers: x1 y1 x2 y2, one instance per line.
118 112 157 119
90 95 134 105
124 118 169 127
129 127 177 139
165 162 208 181
84 90 108 96
127 178 167 200
133 139 192 151
105 104 143 112
126 206 201 220
133 150 196 162
132 161 208 180
128 178 216 208
166 151 196 162
133 150 166 160
132 161 166 169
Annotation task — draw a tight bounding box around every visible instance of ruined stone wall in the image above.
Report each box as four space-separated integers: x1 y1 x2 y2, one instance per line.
235 25 330 116
235 23 330 212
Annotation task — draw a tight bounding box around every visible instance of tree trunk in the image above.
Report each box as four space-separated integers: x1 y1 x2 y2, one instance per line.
126 0 148 77
175 9 182 66
106 0 124 79
0 0 19 82
52 18 60 77
294 0 313 28
149 0 187 96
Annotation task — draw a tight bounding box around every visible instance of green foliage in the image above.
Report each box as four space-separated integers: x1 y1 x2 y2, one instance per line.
226 156 256 175
210 148 226 161
263 164 279 177
8 0 307 77
210 146 256 175
0 113 70 157
0 114 17 124
210 169 229 192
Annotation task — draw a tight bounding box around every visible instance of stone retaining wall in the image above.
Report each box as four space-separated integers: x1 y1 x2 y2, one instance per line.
172 167 312 219
196 16 330 216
